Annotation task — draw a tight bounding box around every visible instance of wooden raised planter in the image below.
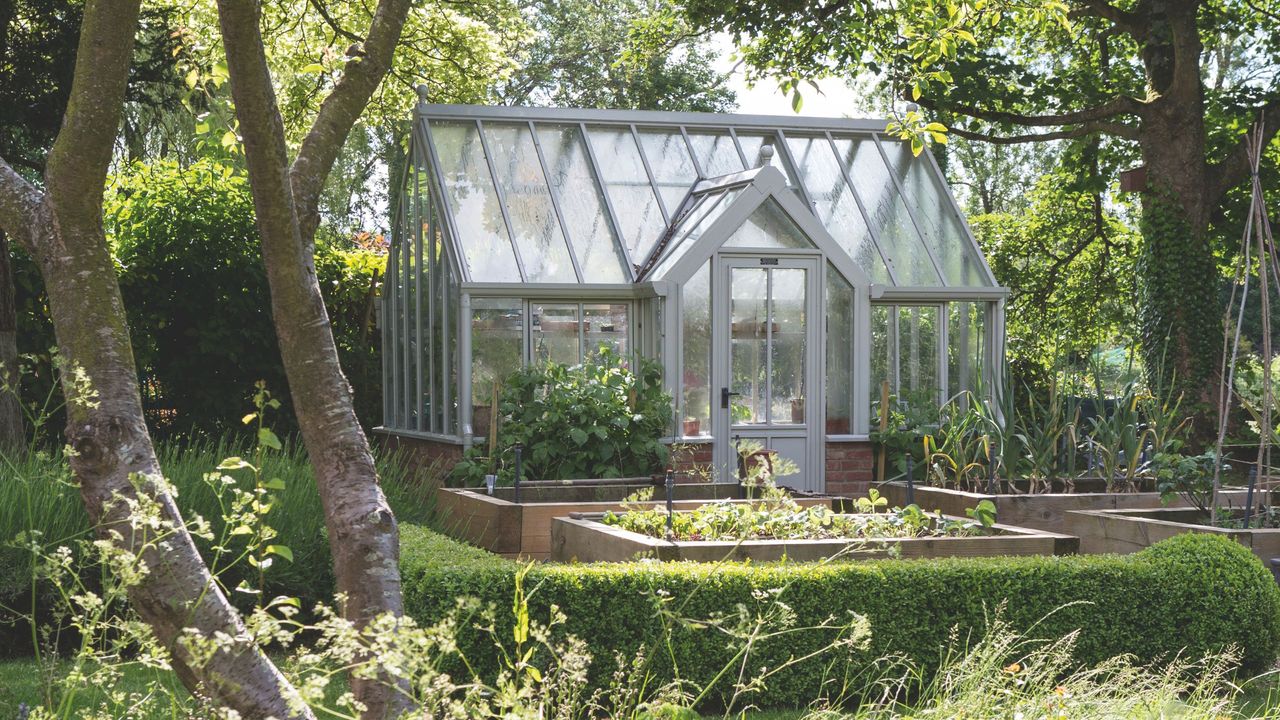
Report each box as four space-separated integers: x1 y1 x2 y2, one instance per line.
434 482 839 560
876 479 1205 535
551 513 1078 563
1065 507 1280 561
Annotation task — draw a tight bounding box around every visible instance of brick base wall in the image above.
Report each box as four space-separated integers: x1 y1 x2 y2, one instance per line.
666 441 714 483
375 431 464 480
378 431 876 496
824 440 874 497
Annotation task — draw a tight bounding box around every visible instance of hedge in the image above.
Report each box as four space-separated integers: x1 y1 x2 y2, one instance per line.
401 525 1280 709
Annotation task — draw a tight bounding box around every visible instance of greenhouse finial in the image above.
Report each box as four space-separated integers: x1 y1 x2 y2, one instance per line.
757 143 775 168
415 84 430 103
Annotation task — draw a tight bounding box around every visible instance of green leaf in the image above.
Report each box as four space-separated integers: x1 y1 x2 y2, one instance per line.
242 412 258 425
790 90 804 113
220 130 238 149
258 427 283 451
217 456 252 471
265 544 294 563
301 62 325 74
263 477 287 491
569 428 588 445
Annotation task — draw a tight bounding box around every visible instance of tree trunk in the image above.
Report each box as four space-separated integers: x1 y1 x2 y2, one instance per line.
214 1 412 717
0 229 23 452
1134 0 1223 425
0 1 311 717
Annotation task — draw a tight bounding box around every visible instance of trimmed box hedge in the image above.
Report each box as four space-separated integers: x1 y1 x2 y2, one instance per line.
400 525 1280 709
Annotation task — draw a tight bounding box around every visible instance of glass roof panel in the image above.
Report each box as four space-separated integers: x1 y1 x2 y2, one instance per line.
686 131 746 177
429 120 522 282
785 134 895 285
483 122 578 283
723 198 816 249
736 132 797 185
649 187 742 279
831 136 940 287
637 129 699 213
880 140 990 286
586 126 667 264
535 124 629 283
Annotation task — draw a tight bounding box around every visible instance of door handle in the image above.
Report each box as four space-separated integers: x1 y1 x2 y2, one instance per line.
721 387 741 409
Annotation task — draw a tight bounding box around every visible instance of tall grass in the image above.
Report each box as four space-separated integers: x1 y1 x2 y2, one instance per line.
807 610 1277 719
0 436 437 654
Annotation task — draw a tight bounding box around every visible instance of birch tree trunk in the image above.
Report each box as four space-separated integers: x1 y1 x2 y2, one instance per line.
0 1 311 716
215 1 412 717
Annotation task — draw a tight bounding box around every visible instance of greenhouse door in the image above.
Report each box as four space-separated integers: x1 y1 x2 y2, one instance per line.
712 254 823 492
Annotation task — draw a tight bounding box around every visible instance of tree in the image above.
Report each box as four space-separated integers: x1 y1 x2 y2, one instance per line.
972 170 1142 387
683 0 1280 416
0 0 187 449
498 0 736 112
0 0 311 716
214 0 415 714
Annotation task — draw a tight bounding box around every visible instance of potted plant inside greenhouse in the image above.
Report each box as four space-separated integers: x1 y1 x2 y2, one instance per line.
377 93 1007 502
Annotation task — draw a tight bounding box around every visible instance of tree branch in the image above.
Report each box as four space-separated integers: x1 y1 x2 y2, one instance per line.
43 0 142 217
0 155 44 253
920 94 1145 128
949 120 1139 144
290 0 411 243
307 0 363 44
1069 0 1147 39
1207 92 1280 202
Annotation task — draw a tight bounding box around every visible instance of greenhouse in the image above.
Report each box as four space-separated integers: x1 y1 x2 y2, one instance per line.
380 94 1007 492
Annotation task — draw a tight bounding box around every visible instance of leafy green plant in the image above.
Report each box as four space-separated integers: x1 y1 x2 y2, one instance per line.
451 347 672 485
1013 377 1081 491
602 487 996 542
1153 451 1226 517
107 159 385 435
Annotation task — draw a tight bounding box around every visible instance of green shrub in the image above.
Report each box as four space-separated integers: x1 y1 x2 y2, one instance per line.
451 347 672 485
401 530 1280 709
102 159 384 434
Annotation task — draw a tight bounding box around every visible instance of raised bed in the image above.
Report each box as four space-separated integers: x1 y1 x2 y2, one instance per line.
550 512 1078 563
1065 507 1280 561
875 479 1251 535
434 482 840 559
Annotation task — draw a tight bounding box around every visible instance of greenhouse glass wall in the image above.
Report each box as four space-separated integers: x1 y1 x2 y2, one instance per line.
379 96 1007 493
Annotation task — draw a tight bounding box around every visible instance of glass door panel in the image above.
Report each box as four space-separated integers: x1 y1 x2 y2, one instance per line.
729 268 768 424
770 268 807 425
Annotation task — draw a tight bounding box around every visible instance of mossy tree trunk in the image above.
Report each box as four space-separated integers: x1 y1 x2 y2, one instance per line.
215 0 412 717
1132 0 1223 420
0 0 311 717
0 229 22 452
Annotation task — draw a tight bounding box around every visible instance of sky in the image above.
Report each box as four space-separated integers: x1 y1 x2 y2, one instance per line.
711 34 875 120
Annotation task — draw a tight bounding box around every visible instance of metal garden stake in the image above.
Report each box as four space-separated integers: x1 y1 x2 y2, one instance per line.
665 468 675 538
513 442 523 504
905 452 915 505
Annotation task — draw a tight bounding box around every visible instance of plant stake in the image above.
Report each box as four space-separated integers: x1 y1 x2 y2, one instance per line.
665 468 675 539
513 442 523 504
